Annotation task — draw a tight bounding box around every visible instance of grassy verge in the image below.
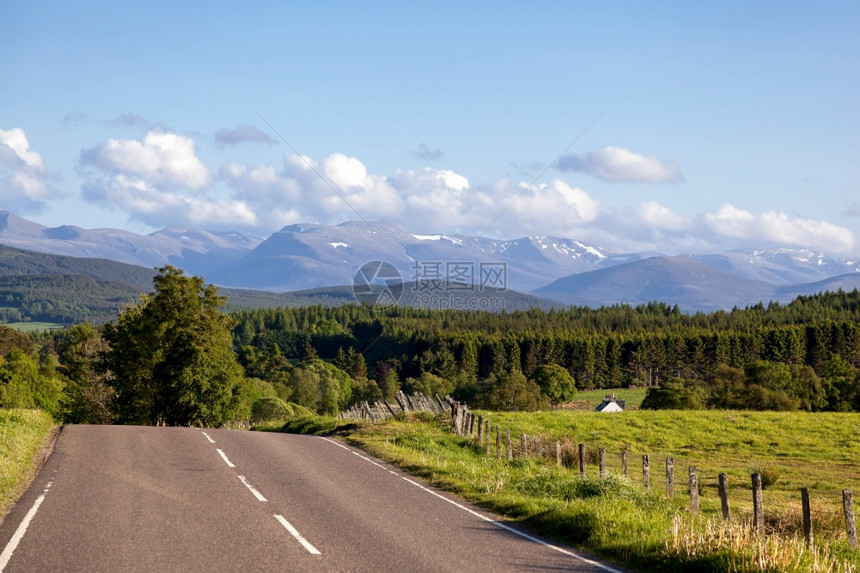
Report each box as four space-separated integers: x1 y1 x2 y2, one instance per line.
278 409 860 571
0 409 56 517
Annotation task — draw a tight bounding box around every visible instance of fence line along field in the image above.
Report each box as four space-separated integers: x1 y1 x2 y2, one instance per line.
341 403 860 571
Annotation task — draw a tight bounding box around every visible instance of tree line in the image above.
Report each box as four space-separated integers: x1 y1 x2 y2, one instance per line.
5 269 860 425
231 291 860 412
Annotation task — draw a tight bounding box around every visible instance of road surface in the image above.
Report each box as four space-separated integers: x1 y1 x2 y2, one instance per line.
0 425 624 572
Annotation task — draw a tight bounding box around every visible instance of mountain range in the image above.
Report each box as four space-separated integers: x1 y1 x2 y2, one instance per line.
2 211 860 312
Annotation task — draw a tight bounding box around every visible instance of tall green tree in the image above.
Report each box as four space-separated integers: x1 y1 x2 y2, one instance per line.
101 266 243 426
58 322 114 424
529 364 577 406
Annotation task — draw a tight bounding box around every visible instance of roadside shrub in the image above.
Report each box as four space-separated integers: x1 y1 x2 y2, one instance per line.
251 396 294 423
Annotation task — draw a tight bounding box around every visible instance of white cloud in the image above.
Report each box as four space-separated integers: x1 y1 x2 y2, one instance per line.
81 130 210 190
632 201 690 231
702 203 854 252
221 154 600 236
557 146 683 183
82 174 257 229
0 127 56 213
11 172 48 199
0 128 45 171
74 134 855 257
506 179 600 232
391 167 474 225
80 130 258 229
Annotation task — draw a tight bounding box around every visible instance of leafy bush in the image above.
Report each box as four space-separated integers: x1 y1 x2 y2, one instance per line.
251 396 295 423
640 378 704 410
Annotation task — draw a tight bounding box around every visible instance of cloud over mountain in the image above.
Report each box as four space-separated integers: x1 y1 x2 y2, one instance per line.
80 129 256 229
557 146 683 183
70 128 855 256
0 127 55 213
702 204 855 252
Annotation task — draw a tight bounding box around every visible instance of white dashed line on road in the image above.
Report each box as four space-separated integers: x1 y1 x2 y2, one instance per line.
274 514 321 555
216 449 235 468
317 436 622 573
0 479 55 572
237 475 268 502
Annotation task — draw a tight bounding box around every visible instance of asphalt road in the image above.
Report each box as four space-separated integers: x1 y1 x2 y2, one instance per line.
0 426 624 572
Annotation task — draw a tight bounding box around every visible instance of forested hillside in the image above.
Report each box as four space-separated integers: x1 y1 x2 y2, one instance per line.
0 244 313 324
0 244 156 287
232 290 860 412
0 275 143 324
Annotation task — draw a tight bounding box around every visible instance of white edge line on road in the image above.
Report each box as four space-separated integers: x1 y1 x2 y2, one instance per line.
216 448 235 468
0 479 55 572
237 475 268 502
317 437 622 573
202 431 215 443
274 514 322 555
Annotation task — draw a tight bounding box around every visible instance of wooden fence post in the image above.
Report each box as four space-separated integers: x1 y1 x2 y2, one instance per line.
534 437 541 457
752 472 763 533
396 391 409 413
363 401 377 421
555 441 562 467
485 421 491 455
621 450 628 478
666 458 674 498
578 443 586 478
642 455 650 490
718 473 730 520
520 433 527 457
688 466 699 513
844 489 857 549
505 429 513 461
496 426 501 460
468 412 476 435
599 447 606 480
477 415 483 444
801 487 813 547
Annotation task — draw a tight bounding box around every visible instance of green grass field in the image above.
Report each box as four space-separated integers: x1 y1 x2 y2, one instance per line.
571 387 648 409
0 409 56 517
289 408 860 571
2 322 64 333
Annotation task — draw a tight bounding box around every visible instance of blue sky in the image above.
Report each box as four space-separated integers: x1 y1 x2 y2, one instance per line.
1 1 858 255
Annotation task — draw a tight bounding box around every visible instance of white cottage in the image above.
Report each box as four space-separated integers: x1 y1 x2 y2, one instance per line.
595 394 625 413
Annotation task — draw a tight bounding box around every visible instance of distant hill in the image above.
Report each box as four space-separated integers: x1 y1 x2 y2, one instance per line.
0 274 143 325
291 281 563 312
2 211 860 313
204 221 614 292
0 243 157 288
0 211 261 276
0 244 298 324
0 243 559 324
535 256 860 312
